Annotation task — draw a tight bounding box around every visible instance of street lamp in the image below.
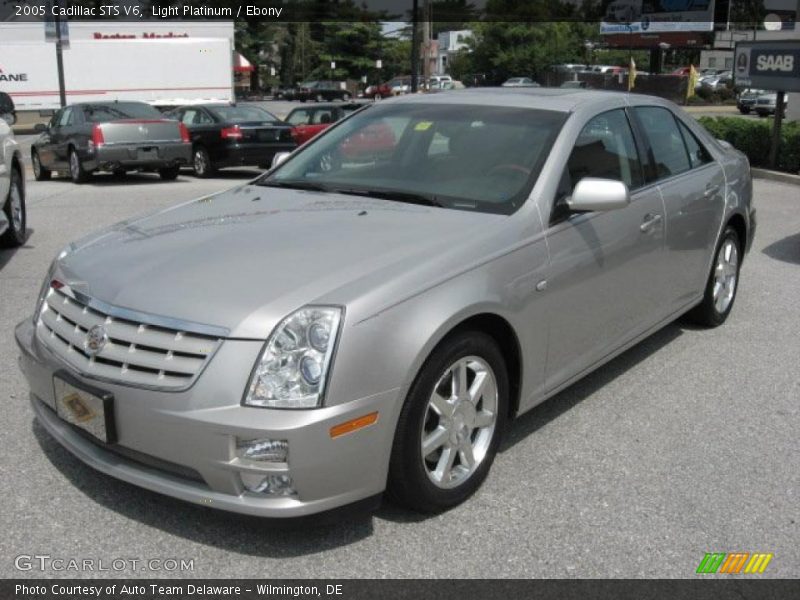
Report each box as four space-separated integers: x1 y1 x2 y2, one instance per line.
659 42 671 73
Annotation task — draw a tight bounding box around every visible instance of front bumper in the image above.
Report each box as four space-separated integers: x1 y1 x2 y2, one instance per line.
16 319 401 517
85 142 191 172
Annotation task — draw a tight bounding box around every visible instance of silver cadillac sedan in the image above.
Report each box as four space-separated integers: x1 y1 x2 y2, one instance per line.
16 89 755 517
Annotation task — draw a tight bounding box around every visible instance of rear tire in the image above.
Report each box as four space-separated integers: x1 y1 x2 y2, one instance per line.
315 93 324 102
158 166 180 181
387 331 509 513
342 93 351 101
1 166 26 248
69 148 90 184
32 150 51 181
688 226 741 327
192 147 215 178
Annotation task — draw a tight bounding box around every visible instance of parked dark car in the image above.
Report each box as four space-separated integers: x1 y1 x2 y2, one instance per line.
296 81 352 102
31 101 191 183
285 103 362 144
167 104 296 177
737 89 765 114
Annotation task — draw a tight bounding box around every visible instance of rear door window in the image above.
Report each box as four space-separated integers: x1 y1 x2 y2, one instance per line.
287 110 311 125
677 120 712 169
633 106 691 180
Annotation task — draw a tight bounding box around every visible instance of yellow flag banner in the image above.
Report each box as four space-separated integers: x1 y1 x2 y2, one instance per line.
687 65 699 100
628 58 637 91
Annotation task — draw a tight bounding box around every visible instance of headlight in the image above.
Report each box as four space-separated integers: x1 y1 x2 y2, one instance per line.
32 245 72 323
243 306 342 409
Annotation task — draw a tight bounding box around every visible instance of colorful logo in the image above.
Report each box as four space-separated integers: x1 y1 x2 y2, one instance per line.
696 552 773 574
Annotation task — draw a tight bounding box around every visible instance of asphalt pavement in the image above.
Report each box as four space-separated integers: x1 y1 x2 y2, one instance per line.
0 156 798 578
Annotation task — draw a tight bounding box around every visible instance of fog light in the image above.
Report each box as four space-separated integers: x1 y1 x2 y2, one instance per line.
236 438 288 463
241 473 296 496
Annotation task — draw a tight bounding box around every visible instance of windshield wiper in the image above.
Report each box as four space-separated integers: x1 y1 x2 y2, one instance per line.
258 180 331 192
332 187 445 208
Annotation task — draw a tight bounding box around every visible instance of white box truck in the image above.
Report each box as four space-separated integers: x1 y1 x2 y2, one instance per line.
0 37 234 112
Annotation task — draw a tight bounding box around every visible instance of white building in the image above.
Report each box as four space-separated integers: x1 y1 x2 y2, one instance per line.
435 30 472 75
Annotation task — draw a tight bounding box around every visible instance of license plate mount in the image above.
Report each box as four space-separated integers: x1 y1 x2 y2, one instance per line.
137 148 159 161
53 373 117 444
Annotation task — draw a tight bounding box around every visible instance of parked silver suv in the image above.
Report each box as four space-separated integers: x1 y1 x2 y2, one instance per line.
0 91 26 247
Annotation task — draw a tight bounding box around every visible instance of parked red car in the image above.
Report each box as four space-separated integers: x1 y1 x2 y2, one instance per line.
339 122 396 160
285 103 362 144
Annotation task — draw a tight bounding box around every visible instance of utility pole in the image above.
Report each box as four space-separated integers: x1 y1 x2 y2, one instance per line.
53 0 67 108
422 0 431 82
410 0 419 93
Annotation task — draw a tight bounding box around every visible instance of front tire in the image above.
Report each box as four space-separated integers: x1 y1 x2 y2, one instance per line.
32 150 51 181
69 148 90 184
1 166 26 247
387 331 509 513
689 226 741 327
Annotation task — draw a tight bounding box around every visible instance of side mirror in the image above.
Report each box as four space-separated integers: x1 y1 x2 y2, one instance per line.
567 178 630 212
271 151 291 168
34 123 48 133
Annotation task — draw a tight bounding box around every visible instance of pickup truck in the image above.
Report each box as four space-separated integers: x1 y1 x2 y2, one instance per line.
31 101 192 184
0 91 26 247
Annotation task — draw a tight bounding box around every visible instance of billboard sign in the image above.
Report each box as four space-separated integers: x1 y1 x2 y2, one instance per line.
734 41 800 92
600 0 715 34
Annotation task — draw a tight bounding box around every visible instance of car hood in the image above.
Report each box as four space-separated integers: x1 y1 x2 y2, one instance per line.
57 185 504 339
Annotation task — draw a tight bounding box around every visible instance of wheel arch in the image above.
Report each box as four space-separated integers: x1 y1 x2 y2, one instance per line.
726 212 747 257
400 308 524 421
11 150 25 196
446 313 523 419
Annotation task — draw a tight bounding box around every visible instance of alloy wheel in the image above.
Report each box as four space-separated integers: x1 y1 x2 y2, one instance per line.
194 149 208 176
713 238 739 314
421 356 498 489
70 151 80 180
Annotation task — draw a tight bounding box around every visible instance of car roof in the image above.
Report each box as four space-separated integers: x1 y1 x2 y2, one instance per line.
388 87 674 114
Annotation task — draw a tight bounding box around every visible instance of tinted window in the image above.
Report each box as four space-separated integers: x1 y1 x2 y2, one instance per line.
58 107 73 127
677 120 711 169
634 106 691 180
83 102 162 122
210 105 278 123
287 110 310 125
566 109 643 191
264 104 566 215
181 108 214 126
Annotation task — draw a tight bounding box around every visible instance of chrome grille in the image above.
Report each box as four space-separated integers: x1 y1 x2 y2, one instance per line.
36 285 223 390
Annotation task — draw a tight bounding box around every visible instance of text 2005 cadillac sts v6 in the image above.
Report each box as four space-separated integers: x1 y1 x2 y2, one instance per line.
16 90 755 517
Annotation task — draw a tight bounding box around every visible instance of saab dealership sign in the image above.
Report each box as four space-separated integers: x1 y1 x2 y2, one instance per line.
735 41 800 92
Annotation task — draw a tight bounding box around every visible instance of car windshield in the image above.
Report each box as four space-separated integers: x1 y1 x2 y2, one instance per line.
258 102 566 215
82 102 162 122
210 105 279 123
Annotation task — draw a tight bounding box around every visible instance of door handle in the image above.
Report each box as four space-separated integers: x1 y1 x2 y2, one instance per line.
704 184 721 198
640 213 662 232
